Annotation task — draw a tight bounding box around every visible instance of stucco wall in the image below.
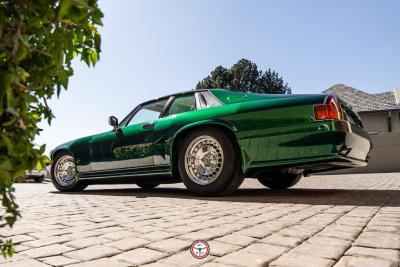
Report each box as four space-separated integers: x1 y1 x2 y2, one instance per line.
359 111 400 133
391 111 400 131
360 113 388 133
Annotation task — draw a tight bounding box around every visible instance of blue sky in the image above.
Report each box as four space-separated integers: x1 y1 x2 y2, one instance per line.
36 0 400 153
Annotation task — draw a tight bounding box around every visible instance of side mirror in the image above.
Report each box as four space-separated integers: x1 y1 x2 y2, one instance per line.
108 116 118 129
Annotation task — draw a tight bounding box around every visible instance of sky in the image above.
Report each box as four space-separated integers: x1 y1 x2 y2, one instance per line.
35 0 400 154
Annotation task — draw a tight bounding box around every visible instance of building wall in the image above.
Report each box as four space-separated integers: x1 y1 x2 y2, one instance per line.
391 111 400 131
360 113 388 133
359 111 400 133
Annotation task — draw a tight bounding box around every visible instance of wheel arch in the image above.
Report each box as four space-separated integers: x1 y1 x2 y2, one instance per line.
170 120 243 179
50 147 74 161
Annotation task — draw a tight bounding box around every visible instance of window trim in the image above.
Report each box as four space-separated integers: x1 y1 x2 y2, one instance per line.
119 97 172 128
195 92 207 109
117 90 218 129
160 92 197 118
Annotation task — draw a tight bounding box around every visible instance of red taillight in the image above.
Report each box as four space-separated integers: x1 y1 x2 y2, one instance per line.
314 95 343 121
314 104 340 120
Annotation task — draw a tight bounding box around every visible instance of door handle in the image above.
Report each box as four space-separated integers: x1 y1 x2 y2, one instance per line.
141 121 154 129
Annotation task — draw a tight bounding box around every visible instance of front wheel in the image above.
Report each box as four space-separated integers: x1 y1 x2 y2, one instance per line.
257 169 303 189
178 128 243 196
51 152 88 192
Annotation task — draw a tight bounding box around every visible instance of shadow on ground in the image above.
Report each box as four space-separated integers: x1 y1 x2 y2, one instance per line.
52 186 400 207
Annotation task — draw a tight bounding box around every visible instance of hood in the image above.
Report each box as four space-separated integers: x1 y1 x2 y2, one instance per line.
51 130 113 159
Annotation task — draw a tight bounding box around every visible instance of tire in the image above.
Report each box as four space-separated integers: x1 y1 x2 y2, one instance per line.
257 168 303 189
136 183 160 190
51 152 88 192
33 175 45 183
178 128 243 196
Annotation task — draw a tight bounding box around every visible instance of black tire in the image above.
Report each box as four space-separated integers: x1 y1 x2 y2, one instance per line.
51 152 88 192
178 128 243 196
136 183 160 190
257 168 303 189
33 176 45 183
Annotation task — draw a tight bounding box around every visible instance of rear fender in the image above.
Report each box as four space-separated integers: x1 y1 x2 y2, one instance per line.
169 119 244 178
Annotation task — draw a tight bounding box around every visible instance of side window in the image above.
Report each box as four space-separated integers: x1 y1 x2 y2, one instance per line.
127 99 168 126
165 95 196 116
201 91 222 107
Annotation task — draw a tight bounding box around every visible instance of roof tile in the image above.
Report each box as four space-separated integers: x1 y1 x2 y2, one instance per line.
323 84 400 112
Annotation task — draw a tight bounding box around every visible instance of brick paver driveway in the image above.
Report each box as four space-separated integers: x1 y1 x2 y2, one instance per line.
0 173 399 267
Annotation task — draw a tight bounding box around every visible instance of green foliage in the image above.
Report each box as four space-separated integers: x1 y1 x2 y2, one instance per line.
0 0 102 257
196 58 291 94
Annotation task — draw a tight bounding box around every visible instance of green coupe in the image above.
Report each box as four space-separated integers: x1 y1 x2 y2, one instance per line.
50 89 371 195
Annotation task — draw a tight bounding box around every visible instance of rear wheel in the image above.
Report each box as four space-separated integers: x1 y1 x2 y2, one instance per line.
136 183 159 190
51 152 88 192
257 168 303 189
178 128 243 196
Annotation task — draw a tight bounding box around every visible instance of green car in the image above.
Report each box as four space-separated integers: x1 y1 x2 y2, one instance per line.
50 89 372 195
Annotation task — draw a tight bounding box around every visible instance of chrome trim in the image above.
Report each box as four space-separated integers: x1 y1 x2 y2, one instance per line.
79 171 170 180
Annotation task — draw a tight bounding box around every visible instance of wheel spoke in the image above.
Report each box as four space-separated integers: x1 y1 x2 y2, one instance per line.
54 155 77 187
185 135 224 185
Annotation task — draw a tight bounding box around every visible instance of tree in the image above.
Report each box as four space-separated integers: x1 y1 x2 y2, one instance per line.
0 0 103 257
196 58 291 94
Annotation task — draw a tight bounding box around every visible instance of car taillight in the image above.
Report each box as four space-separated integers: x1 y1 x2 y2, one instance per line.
314 95 343 120
314 104 340 120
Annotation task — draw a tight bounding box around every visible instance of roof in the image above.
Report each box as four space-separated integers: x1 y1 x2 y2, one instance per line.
323 84 400 113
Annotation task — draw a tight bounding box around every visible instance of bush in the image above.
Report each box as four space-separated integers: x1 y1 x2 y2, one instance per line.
0 0 103 257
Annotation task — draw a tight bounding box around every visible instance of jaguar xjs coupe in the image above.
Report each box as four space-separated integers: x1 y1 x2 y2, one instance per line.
50 89 372 196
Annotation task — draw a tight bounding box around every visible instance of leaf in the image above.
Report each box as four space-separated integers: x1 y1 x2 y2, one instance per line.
39 144 46 154
5 107 19 117
36 160 42 172
56 84 62 97
89 49 98 66
2 117 16 127
15 49 27 63
0 74 12 96
58 0 72 19
0 136 13 154
94 31 101 51
58 70 68 89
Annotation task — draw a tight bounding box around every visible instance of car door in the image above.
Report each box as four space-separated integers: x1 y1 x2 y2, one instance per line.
90 98 169 172
152 93 198 167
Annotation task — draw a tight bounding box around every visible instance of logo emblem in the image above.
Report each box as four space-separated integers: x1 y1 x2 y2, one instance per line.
190 240 210 259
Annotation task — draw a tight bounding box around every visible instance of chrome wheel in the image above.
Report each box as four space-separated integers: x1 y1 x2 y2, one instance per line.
184 135 224 185
54 155 77 187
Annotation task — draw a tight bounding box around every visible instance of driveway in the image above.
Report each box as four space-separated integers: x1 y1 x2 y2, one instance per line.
0 173 399 267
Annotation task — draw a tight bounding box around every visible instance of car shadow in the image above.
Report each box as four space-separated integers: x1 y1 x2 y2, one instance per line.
51 186 400 207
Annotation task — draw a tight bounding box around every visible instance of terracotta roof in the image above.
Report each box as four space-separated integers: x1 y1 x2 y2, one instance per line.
323 84 400 113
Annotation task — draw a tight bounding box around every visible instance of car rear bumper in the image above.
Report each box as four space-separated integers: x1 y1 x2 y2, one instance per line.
332 121 372 162
243 120 372 176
